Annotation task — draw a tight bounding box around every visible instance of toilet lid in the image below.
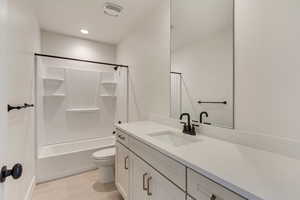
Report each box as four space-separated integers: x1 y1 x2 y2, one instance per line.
92 147 115 160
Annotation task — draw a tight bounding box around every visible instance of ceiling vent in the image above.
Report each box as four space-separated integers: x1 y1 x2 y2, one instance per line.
104 2 123 17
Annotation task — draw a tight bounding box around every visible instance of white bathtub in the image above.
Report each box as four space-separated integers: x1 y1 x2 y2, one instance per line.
37 136 115 183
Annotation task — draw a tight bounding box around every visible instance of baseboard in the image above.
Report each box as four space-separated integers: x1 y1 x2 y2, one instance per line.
24 176 35 200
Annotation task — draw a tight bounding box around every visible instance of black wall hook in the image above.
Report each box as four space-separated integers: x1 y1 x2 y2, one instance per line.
8 103 34 112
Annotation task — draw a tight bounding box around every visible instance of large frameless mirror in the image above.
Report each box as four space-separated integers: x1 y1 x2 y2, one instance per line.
170 0 234 129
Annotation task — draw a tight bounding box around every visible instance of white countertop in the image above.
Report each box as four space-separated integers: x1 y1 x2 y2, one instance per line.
116 121 300 200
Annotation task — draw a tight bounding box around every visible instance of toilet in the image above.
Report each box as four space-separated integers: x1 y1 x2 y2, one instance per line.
92 147 116 183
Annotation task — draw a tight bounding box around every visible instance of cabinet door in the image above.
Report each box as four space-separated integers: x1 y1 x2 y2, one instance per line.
148 167 185 200
115 142 130 200
130 155 150 200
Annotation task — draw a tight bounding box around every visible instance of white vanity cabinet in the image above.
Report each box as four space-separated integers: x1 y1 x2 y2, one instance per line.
115 129 247 200
116 130 185 200
115 142 130 200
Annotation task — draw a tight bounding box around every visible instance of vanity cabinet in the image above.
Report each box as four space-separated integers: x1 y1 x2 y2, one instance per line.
115 142 130 200
115 129 247 200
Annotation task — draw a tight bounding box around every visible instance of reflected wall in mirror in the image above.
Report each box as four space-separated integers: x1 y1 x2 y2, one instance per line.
170 0 234 129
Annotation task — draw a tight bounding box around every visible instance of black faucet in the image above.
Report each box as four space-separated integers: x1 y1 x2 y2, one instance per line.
200 111 208 124
180 113 197 135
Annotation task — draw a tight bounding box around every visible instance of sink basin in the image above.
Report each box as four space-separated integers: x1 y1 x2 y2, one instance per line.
148 131 200 147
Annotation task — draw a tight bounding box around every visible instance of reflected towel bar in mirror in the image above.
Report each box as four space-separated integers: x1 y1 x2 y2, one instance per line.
197 101 227 105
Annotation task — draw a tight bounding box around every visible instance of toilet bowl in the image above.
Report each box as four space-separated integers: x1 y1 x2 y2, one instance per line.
92 147 115 183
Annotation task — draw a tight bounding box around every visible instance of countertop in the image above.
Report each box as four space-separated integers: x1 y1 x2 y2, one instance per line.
116 121 300 200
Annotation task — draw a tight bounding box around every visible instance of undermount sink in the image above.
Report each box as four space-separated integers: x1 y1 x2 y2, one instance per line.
148 131 200 147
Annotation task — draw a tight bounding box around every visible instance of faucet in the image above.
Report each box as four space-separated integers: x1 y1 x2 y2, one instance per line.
179 113 197 135
200 111 208 124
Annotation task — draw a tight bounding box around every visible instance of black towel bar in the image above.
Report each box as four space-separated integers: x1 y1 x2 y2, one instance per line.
197 101 227 105
8 103 34 112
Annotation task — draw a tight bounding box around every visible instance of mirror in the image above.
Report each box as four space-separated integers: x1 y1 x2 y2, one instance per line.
170 0 234 129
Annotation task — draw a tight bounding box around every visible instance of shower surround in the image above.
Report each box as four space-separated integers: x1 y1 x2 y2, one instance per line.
35 55 128 182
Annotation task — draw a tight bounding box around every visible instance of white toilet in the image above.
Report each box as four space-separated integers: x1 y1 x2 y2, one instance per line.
92 147 115 183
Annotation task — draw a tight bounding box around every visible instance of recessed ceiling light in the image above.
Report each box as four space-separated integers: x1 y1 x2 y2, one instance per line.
80 29 89 34
104 2 123 17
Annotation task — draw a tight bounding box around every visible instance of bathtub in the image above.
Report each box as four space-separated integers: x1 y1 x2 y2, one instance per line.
36 136 115 183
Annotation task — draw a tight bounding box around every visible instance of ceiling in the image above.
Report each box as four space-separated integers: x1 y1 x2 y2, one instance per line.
35 0 162 44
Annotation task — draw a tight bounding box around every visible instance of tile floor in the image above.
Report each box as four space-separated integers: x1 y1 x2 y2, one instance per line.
32 170 123 200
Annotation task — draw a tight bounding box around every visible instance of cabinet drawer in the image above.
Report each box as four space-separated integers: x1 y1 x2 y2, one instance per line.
129 136 186 190
187 169 247 200
116 129 129 146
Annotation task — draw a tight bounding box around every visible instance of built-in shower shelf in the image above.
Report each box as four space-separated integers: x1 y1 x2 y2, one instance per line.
43 77 64 82
101 81 117 85
44 94 66 97
66 108 100 112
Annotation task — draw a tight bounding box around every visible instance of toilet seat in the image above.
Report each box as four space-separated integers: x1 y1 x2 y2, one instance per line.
92 147 115 160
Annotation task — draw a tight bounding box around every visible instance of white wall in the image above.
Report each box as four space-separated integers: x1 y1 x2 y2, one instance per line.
235 0 300 141
41 31 116 62
2 0 40 200
172 29 233 128
0 0 8 199
117 0 170 121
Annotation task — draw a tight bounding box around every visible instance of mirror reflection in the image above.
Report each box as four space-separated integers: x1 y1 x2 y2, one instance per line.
170 0 234 128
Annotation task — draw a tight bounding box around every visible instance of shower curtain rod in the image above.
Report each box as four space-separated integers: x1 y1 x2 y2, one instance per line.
34 53 129 69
